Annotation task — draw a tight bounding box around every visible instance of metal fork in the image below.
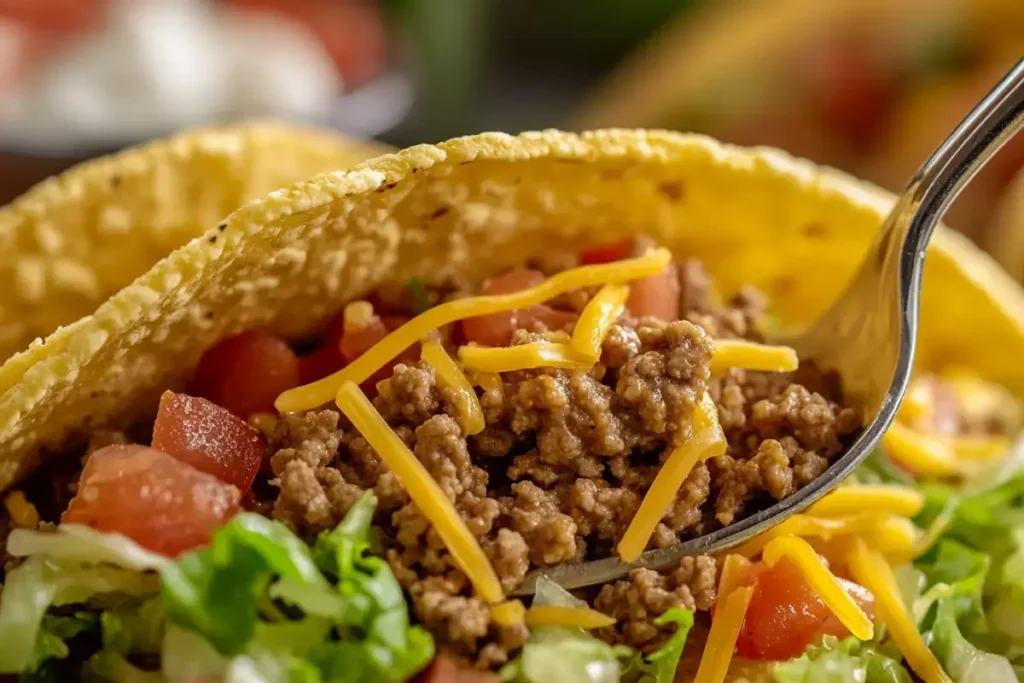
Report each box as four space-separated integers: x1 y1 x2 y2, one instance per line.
513 59 1024 596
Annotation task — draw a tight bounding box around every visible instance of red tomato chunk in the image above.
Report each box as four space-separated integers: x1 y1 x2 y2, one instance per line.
298 312 347 384
152 391 265 492
625 263 680 321
192 330 299 417
461 268 576 347
63 445 240 557
728 558 875 661
579 239 635 265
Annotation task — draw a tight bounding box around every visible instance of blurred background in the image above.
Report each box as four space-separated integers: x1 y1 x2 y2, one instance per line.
0 0 1022 260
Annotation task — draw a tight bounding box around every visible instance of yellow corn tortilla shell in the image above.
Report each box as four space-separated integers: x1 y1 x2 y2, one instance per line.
0 121 390 361
2 128 1024 505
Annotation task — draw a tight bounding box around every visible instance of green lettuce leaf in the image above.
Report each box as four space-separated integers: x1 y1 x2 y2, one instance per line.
160 492 432 682
0 557 159 673
773 636 912 683
502 577 692 683
500 577 627 683
620 609 694 683
159 512 339 654
927 599 1016 683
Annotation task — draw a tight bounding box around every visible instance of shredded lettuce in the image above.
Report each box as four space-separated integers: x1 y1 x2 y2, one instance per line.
0 557 159 673
160 491 433 682
159 512 340 654
773 636 912 683
928 599 1017 683
619 609 694 683
501 578 692 683
6 525 170 572
501 577 626 683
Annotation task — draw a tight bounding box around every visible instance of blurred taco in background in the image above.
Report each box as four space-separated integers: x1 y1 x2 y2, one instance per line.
575 0 1023 244
0 130 1023 682
0 121 390 361
988 166 1024 281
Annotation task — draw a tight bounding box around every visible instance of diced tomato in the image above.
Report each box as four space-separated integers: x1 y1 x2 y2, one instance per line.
625 264 680 321
725 558 875 661
340 317 390 363
297 311 348 384
63 445 240 557
461 268 576 346
579 239 635 265
192 330 300 417
152 391 265 492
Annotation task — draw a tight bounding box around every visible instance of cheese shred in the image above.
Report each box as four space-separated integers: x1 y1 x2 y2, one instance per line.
807 484 925 518
733 513 918 561
490 600 526 627
335 381 504 604
570 284 629 359
458 342 593 374
882 421 958 476
762 536 873 641
421 341 485 435
523 605 617 630
277 248 671 412
692 586 754 683
848 538 951 683
617 395 726 562
709 340 799 375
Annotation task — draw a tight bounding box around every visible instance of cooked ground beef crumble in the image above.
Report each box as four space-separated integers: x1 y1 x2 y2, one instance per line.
254 259 861 667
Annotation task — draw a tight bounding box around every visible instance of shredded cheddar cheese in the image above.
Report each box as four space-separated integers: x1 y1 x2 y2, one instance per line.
709 340 799 375
3 491 38 529
458 342 593 374
617 395 726 562
335 382 504 604
848 538 951 683
733 513 918 561
523 605 617 629
807 484 925 518
277 249 671 412
490 600 526 627
570 284 629 359
882 421 959 476
717 554 753 598
421 341 485 435
950 434 1010 460
762 536 873 640
692 586 754 683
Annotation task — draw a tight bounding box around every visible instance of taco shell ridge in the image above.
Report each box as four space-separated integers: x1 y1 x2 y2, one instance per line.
1 128 1023 523
0 121 391 361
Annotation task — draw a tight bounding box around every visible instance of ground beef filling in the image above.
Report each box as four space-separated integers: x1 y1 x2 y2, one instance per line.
265 261 862 665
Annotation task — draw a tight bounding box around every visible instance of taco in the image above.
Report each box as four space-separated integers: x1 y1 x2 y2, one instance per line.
0 130 1022 683
0 121 390 361
574 0 1024 244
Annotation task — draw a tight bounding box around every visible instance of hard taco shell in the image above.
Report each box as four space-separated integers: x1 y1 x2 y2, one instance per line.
0 122 390 361
2 129 1024 567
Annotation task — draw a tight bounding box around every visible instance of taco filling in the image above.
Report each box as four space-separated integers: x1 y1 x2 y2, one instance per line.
0 235 1020 683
